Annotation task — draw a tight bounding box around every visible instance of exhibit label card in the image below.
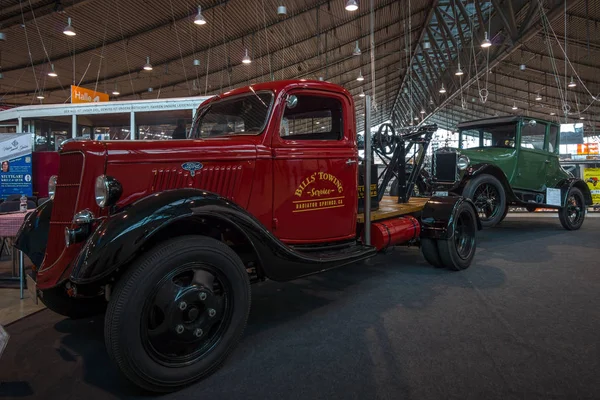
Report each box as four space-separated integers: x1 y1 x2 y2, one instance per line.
546 187 561 206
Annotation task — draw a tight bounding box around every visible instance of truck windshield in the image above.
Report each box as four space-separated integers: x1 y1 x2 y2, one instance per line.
459 123 516 149
191 91 273 138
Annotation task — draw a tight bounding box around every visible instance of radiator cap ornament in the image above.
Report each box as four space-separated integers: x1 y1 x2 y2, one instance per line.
182 162 203 177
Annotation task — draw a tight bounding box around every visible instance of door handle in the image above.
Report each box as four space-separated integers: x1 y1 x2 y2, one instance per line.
346 159 357 165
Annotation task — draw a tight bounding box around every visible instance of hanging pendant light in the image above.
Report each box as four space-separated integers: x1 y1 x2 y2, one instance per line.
353 41 361 56
242 48 251 64
277 5 287 15
193 59 201 66
455 63 463 76
512 103 518 110
63 17 76 36
36 92 45 99
439 83 446 94
535 93 542 101
550 112 556 116
568 77 576 88
345 0 358 11
194 6 207 25
143 56 153 71
359 88 365 97
357 71 364 81
481 31 492 48
112 83 120 95
420 109 425 114
48 64 57 77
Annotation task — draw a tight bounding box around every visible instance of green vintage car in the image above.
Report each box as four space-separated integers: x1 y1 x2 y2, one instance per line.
430 116 592 229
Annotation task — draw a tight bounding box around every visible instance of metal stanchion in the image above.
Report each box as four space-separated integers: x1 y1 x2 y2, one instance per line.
363 95 372 245
19 250 24 299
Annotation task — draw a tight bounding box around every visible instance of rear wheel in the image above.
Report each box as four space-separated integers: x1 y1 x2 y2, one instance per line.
437 201 478 271
558 187 586 230
462 174 506 228
420 238 444 268
105 236 250 393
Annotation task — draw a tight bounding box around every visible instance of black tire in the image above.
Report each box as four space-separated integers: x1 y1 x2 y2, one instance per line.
499 205 509 223
462 174 507 228
105 235 251 393
558 187 586 231
39 286 106 319
437 201 478 271
420 238 444 268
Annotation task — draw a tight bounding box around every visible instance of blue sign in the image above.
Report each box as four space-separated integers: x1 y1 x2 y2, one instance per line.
0 133 33 198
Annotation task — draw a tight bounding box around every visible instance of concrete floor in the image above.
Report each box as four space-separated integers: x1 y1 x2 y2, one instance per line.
0 216 599 400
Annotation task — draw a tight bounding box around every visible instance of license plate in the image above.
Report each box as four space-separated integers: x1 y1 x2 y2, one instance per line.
434 191 448 197
26 273 38 305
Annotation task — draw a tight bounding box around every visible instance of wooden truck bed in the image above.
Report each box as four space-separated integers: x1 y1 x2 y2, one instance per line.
357 196 429 223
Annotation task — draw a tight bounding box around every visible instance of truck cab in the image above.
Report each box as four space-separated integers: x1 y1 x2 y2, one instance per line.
15 79 480 393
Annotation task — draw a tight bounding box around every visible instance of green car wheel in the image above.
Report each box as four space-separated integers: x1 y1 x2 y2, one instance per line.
462 174 507 229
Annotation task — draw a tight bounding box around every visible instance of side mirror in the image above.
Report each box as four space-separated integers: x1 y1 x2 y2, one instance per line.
286 95 298 109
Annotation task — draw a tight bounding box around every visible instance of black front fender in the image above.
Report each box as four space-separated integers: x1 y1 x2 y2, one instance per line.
420 195 482 240
461 163 518 201
70 188 376 285
14 199 53 269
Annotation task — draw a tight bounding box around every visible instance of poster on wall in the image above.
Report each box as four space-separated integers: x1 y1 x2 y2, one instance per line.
0 133 33 198
583 168 600 205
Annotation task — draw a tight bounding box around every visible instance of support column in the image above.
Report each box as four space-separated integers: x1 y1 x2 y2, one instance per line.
363 95 372 246
130 111 136 140
17 117 23 133
71 114 77 138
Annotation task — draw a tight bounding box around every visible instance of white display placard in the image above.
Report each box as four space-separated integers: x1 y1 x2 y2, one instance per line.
0 324 9 359
546 187 562 206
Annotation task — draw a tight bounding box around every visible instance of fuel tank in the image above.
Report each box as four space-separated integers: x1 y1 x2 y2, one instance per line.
367 215 421 251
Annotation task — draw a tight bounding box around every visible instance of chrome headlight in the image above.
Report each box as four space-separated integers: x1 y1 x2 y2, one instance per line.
95 175 122 208
48 175 57 198
457 155 470 170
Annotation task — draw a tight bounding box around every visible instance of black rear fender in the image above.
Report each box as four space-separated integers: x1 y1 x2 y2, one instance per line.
420 195 482 240
556 178 593 206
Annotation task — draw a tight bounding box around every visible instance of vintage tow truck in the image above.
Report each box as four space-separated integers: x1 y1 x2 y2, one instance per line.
15 80 481 392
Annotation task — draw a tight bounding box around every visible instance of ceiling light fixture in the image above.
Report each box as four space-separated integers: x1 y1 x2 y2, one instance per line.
143 56 153 71
359 89 365 97
194 5 206 25
550 112 556 115
439 83 446 94
63 17 76 36
357 71 364 81
242 48 251 64
580 116 585 120
277 5 287 15
535 93 542 101
48 64 57 77
36 92 45 99
193 59 200 66
112 83 120 95
568 77 576 88
353 41 361 56
481 31 492 48
420 109 425 114
512 103 518 110
455 63 464 76
345 0 358 11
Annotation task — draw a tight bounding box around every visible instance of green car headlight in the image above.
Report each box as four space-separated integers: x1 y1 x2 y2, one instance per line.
457 155 470 170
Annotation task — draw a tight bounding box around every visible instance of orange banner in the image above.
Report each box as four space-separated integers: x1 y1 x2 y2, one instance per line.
576 143 599 155
70 85 109 104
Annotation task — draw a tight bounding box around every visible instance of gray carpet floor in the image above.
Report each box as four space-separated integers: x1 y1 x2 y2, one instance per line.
1 217 599 400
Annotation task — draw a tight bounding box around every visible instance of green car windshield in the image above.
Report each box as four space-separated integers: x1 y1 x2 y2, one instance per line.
459 123 517 149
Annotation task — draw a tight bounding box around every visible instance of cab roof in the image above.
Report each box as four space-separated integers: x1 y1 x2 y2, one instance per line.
207 79 352 103
457 115 558 129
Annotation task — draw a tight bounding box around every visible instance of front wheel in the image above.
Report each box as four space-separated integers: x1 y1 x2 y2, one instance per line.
105 236 251 393
558 187 586 230
462 174 507 228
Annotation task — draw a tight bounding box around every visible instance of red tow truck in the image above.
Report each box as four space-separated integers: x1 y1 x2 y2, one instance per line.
16 79 481 392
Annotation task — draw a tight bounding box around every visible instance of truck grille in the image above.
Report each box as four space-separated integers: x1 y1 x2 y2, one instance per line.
151 164 243 202
41 152 84 271
434 151 458 182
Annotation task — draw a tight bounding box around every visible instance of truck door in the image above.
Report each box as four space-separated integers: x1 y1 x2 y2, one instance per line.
513 120 549 192
271 90 358 244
